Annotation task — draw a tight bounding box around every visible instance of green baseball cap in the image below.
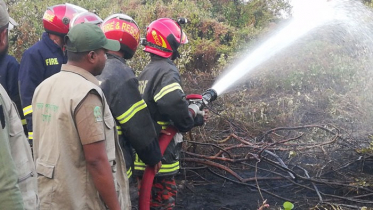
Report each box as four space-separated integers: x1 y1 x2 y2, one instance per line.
65 23 120 52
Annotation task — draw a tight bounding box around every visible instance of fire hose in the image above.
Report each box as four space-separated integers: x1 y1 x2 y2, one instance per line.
138 125 178 210
138 89 217 210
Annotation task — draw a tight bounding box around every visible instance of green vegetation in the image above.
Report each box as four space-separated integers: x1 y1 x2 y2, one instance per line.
6 0 291 74
283 201 294 210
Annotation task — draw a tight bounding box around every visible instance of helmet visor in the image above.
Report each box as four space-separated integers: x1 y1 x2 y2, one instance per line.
64 3 87 17
70 12 103 28
180 31 188 44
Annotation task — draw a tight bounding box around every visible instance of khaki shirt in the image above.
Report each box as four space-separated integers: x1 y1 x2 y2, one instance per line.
0 85 25 210
32 64 130 210
0 84 38 210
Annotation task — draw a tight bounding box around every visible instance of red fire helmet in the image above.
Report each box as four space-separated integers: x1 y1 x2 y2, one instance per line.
101 14 140 59
143 18 188 58
70 12 103 28
42 3 87 36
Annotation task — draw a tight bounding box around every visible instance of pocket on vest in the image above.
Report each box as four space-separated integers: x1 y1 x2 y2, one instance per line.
36 161 55 178
104 114 116 171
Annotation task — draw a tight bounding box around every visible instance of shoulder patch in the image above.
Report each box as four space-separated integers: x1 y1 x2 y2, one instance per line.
94 106 103 122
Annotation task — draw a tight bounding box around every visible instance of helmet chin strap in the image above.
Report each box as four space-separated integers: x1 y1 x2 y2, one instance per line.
141 38 173 53
176 18 187 44
171 51 180 60
173 17 187 59
141 38 180 59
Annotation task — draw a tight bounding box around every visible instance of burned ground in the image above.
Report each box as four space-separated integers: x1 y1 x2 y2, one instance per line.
172 56 373 209
173 122 373 210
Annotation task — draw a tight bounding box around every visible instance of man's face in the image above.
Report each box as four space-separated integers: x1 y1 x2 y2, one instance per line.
0 26 9 59
92 48 107 76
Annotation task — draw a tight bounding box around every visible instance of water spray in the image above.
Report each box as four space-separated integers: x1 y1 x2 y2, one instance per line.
211 0 337 96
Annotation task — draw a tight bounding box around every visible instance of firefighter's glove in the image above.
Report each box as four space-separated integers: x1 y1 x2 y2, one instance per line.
193 114 204 127
188 104 205 127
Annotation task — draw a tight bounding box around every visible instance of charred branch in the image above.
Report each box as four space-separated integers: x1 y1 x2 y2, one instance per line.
181 124 373 208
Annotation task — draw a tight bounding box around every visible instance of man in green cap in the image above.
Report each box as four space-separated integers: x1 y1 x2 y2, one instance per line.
32 23 130 210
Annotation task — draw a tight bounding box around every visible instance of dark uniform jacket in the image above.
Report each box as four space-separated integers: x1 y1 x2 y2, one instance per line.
18 32 67 141
135 54 194 176
0 55 25 127
96 53 161 178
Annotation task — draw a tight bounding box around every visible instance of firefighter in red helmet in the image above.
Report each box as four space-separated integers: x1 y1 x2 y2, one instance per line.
135 17 205 210
142 18 188 59
96 13 162 190
18 3 87 147
70 11 103 28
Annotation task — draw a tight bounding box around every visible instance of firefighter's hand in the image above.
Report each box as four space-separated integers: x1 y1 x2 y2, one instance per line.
188 104 205 117
188 104 199 117
154 161 162 173
194 109 209 126
193 114 204 126
203 108 209 122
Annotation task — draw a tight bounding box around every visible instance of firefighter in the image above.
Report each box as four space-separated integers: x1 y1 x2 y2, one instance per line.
32 23 130 209
70 11 103 28
135 18 205 209
97 14 162 181
0 1 38 209
18 3 87 147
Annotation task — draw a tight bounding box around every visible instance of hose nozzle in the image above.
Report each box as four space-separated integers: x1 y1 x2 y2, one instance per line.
202 89 217 105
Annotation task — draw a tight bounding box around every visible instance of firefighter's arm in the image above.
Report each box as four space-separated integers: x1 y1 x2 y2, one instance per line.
6 58 25 128
83 141 120 210
6 56 20 105
111 77 162 166
19 50 44 140
155 71 194 132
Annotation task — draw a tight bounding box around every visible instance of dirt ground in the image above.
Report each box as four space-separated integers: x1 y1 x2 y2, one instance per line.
130 172 284 210
175 177 276 210
131 177 271 210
